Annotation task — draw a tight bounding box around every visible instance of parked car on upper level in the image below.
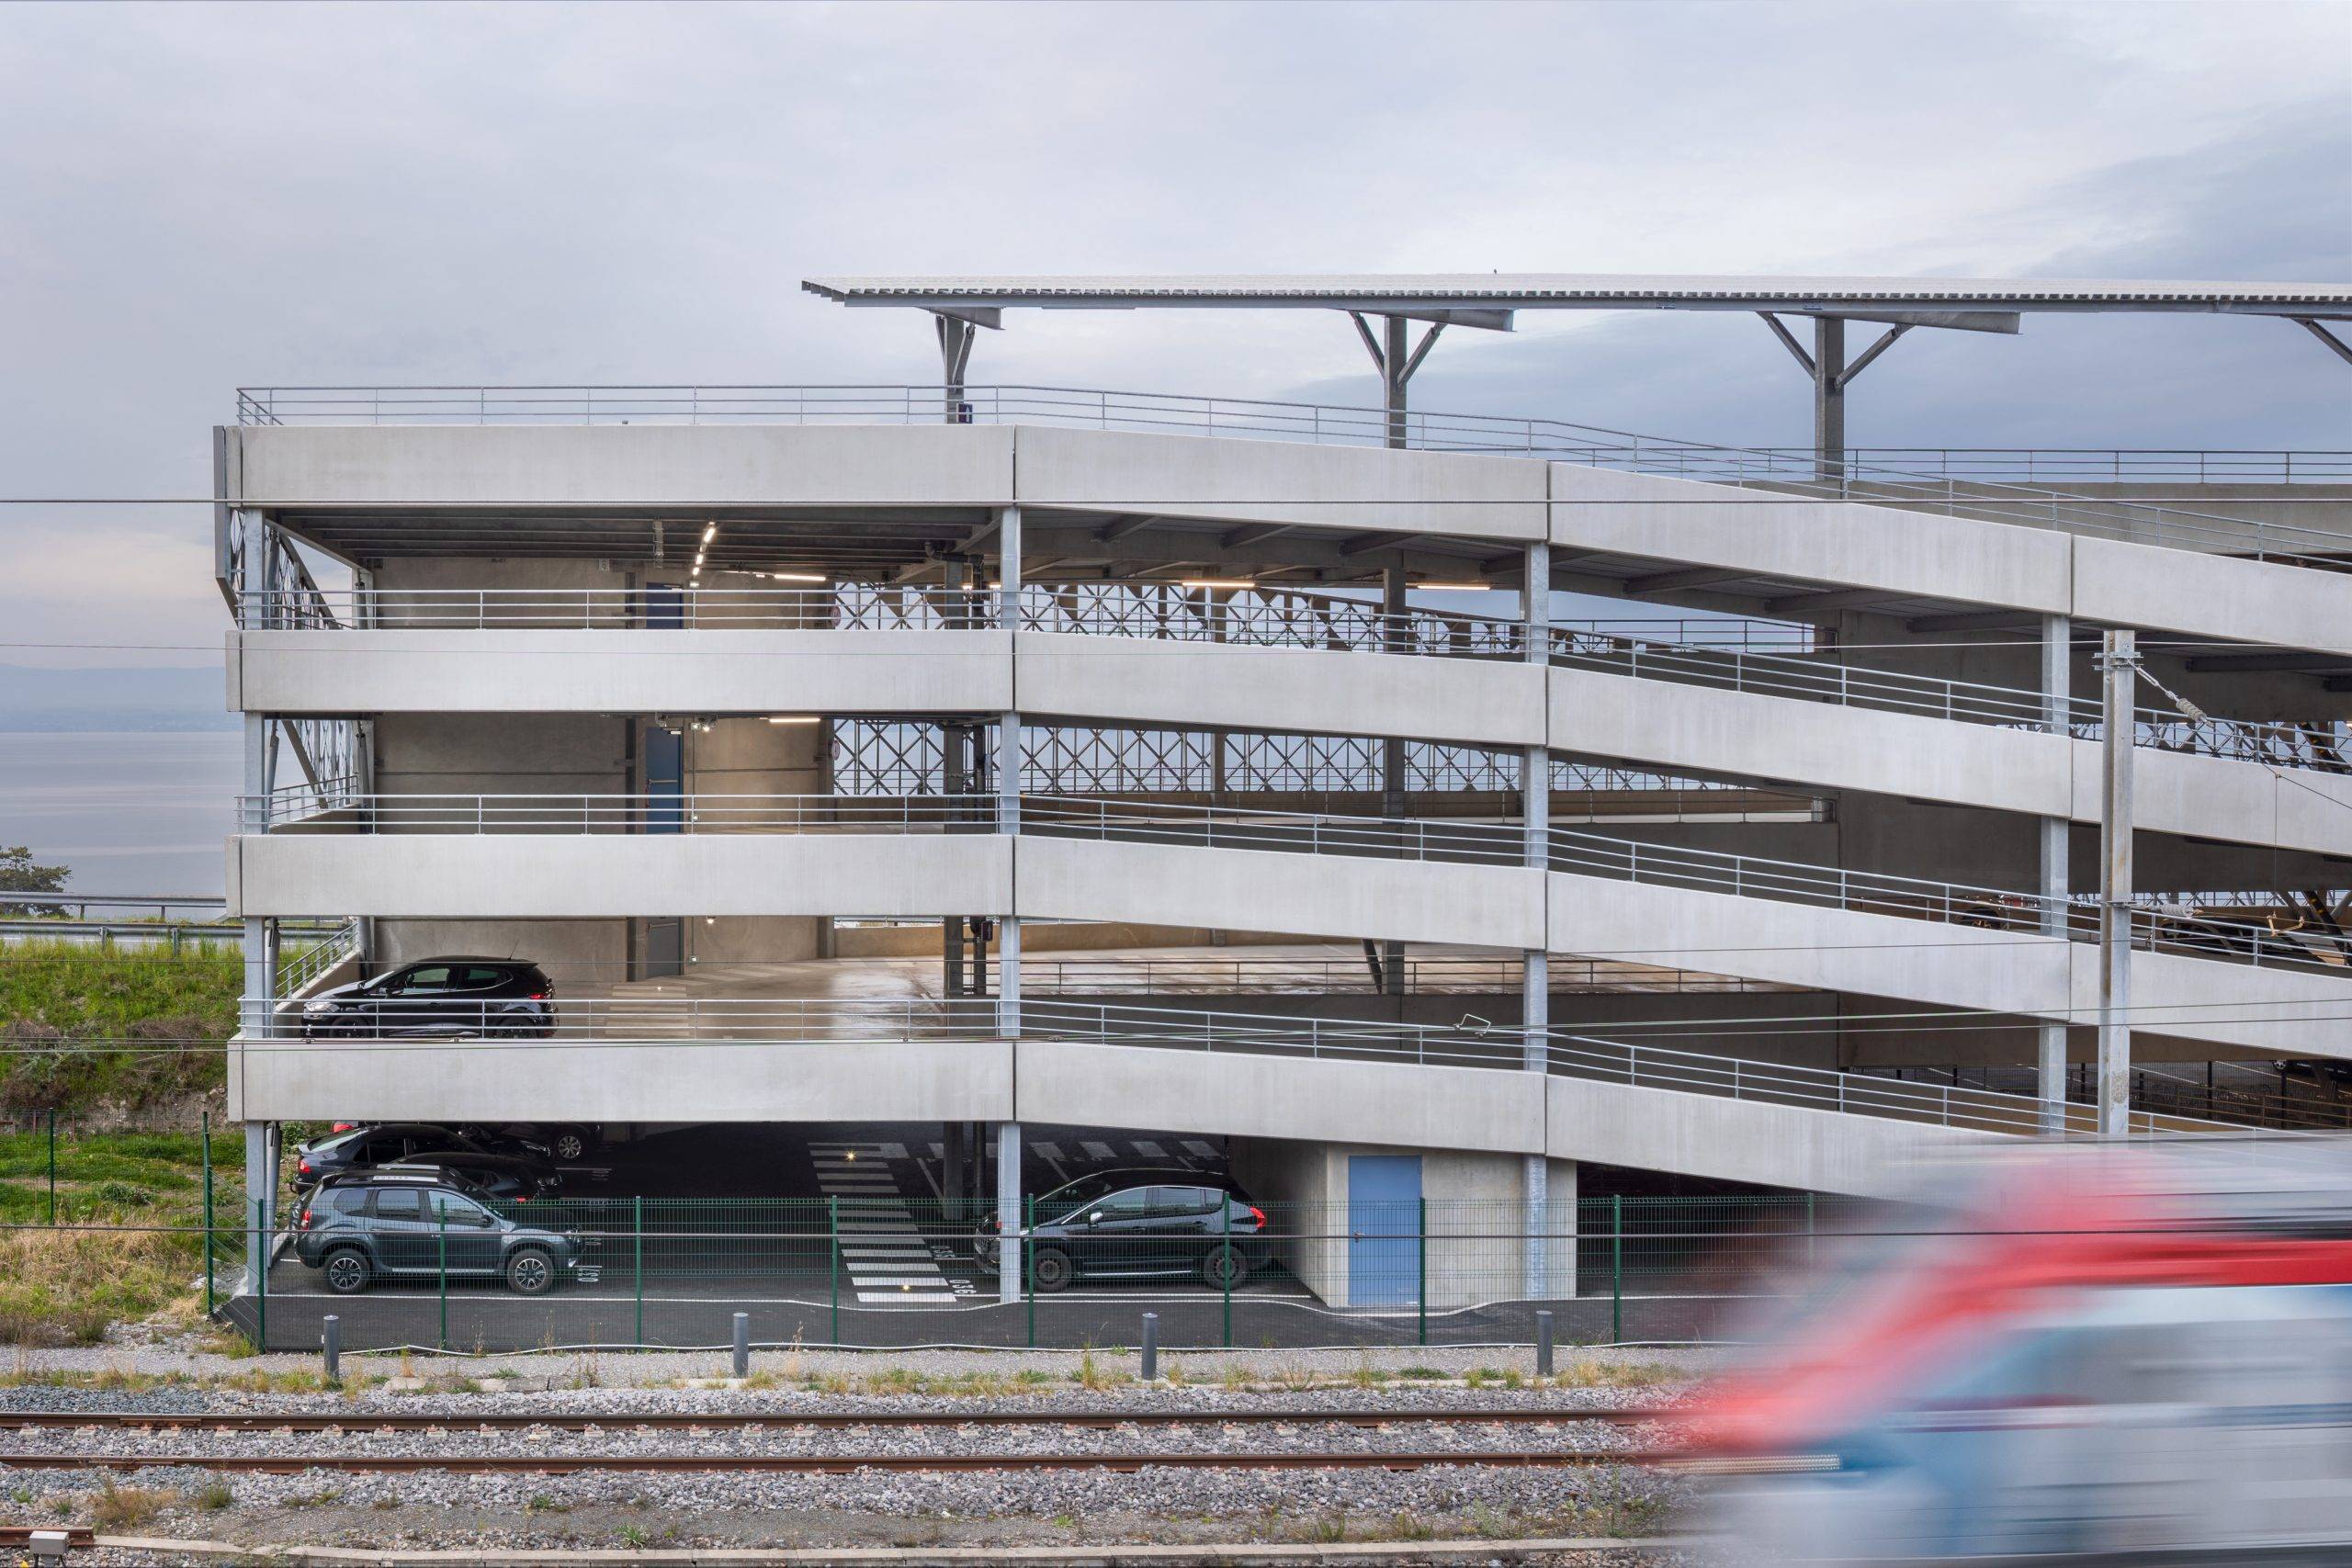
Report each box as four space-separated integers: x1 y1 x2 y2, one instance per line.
385 1148 561 1202
292 1123 554 1193
293 1169 594 1295
300 959 554 1038
976 1174 1268 1292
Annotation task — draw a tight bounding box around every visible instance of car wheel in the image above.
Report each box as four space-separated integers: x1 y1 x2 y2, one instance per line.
1029 1247 1074 1293
322 1248 372 1295
504 1248 556 1295
549 1128 589 1163
1201 1244 1248 1289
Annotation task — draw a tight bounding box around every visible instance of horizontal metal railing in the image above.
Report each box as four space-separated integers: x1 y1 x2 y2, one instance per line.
243 992 2238 1139
1773 448 2352 486
237 787 2348 977
233 383 2352 569
233 582 2349 778
1017 953 1785 996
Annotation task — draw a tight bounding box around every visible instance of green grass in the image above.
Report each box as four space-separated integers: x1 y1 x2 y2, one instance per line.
0 938 240 1113
0 1130 239 1346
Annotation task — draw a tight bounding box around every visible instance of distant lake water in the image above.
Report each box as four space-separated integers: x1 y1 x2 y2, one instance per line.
0 731 243 896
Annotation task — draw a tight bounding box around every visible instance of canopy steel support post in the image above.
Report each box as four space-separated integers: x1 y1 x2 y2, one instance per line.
2039 614 2072 1132
2098 630 2138 1136
994 1121 1023 1304
935 314 978 423
1814 317 1847 491
1384 314 1409 448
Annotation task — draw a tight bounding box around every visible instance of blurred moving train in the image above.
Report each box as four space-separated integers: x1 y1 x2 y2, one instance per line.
1692 1141 2352 1563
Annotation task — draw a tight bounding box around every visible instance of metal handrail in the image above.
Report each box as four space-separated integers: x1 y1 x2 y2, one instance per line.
275 919 359 995
234 787 2350 976
236 992 2249 1139
1756 448 2352 485
230 382 2352 569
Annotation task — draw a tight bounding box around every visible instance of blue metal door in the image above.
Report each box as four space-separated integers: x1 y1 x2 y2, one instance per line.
641 582 684 628
1347 1155 1422 1307
643 725 684 834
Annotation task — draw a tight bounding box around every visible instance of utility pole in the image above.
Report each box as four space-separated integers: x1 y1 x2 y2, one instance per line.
2097 630 2137 1136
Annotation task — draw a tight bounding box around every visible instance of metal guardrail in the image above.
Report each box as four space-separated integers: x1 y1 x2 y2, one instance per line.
234 582 2351 777
239 994 2235 1139
276 919 360 996
232 383 2352 569
1016 953 1784 996
237 788 2351 978
1773 448 2352 485
0 893 233 919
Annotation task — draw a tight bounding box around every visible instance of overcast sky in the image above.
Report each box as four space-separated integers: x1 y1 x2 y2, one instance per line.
1 0 2346 669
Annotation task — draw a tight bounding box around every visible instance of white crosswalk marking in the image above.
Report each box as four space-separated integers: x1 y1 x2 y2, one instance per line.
1132 1140 1165 1158
1080 1141 1116 1161
1182 1140 1218 1158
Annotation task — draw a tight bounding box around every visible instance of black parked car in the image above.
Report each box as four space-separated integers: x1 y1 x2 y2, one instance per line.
293 1123 555 1193
385 1149 561 1202
977 1175 1268 1292
294 1170 594 1295
301 958 555 1038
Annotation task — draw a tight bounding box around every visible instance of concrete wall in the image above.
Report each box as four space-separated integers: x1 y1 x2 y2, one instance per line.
1227 1137 1577 1308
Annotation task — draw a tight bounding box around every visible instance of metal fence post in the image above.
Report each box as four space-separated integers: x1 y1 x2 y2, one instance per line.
828 1196 840 1347
1024 1195 1037 1348
633 1195 645 1347
437 1211 448 1352
200 1113 215 1317
46 1110 56 1224
253 1195 268 1354
1222 1199 1234 1348
1610 1193 1623 1345
1416 1197 1428 1348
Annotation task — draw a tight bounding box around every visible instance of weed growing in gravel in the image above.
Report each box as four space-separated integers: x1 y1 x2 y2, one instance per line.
1219 1362 1253 1390
1301 1514 1350 1543
48 1495 70 1517
868 1365 928 1394
1396 1364 1445 1381
743 1369 779 1391
1053 1514 1077 1528
193 1479 233 1512
1388 1512 1436 1540
1013 1368 1053 1386
524 1494 569 1515
1555 1357 1679 1388
1464 1366 1495 1388
1075 1348 1117 1391
8 1484 32 1504
91 1482 174 1530
1160 1358 1185 1387
813 1371 855 1395
1274 1363 1317 1392
572 1350 601 1388
1349 1359 1388 1387
285 1487 342 1508
618 1524 649 1547
1466 1501 1517 1539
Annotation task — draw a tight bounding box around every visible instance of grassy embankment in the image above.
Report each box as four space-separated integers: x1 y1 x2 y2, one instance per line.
0 935 238 1114
0 939 247 1342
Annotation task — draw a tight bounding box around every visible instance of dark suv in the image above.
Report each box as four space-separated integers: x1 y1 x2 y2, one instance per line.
978 1174 1268 1292
293 1171 594 1295
301 958 554 1038
293 1123 557 1193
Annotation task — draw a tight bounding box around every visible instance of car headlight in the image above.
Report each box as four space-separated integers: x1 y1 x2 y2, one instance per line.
303 999 336 1013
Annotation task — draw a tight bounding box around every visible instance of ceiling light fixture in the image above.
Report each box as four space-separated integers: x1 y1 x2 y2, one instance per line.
765 716 820 725
768 571 827 583
1417 581 1492 592
1179 578 1257 590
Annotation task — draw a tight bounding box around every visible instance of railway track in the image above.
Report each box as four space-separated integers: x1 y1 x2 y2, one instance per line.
0 1448 1672 1475
0 1404 1672 1435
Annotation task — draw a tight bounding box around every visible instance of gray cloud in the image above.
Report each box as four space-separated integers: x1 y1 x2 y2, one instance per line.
0 0 2344 669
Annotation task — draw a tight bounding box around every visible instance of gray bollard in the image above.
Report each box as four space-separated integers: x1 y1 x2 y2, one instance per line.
1534 1309 1555 1380
1139 1311 1159 1382
322 1314 342 1384
731 1312 751 1379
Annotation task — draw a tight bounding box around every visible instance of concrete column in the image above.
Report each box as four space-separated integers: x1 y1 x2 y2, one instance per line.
2098 630 2138 1136
241 714 272 1041
1521 540 1552 1298
2038 614 2071 1132
1378 567 1408 995
237 509 267 627
243 1122 272 1289
942 1121 966 1213
997 506 1023 1039
995 1120 1023 1303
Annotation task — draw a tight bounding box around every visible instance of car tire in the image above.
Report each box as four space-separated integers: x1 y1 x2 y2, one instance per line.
322 1248 372 1295
1029 1247 1074 1293
1201 1244 1248 1290
549 1128 590 1163
504 1248 556 1296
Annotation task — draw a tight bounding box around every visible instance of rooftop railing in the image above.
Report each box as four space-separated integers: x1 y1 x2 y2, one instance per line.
237 993 2242 1140
232 383 2352 570
238 787 2352 980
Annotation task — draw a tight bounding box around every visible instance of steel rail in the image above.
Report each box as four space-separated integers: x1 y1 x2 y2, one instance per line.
0 1448 1670 1474
0 1405 1671 1433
